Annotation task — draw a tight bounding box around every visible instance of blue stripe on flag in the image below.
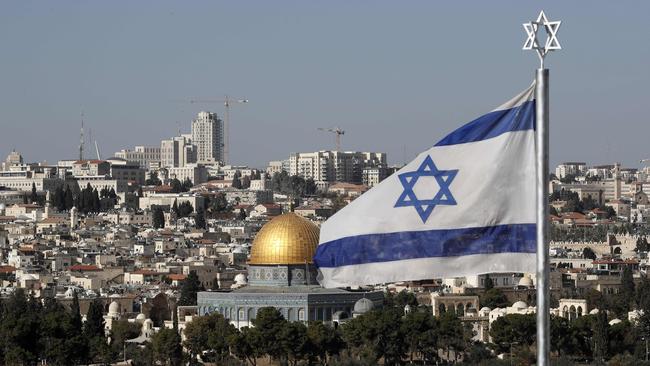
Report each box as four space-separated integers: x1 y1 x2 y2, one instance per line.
313 223 536 268
435 100 535 146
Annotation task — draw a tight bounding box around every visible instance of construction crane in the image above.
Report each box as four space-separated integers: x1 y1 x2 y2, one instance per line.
188 96 248 165
94 141 102 160
79 112 84 161
318 127 345 151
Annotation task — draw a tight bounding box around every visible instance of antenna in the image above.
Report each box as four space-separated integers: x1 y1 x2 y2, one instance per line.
79 112 85 161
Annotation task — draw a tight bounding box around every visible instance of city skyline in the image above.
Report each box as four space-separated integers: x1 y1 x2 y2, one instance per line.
1 1 649 169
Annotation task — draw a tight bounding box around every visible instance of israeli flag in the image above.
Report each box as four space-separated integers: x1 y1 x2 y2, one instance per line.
315 84 537 288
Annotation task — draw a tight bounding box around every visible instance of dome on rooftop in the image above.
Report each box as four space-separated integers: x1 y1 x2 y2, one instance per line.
512 301 528 309
518 276 534 287
354 298 375 314
108 301 121 315
234 273 247 285
248 213 319 265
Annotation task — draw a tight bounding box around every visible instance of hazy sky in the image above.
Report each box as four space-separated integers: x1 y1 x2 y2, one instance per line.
1 1 648 169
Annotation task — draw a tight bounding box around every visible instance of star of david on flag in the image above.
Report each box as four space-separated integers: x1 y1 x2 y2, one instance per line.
315 83 538 288
394 155 458 223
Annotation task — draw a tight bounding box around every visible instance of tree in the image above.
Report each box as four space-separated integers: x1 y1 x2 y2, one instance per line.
71 290 82 332
170 178 183 193
178 270 203 306
172 199 179 216
84 298 107 362
489 313 536 354
183 313 237 363
393 290 418 308
480 288 509 309
437 309 469 362
84 298 105 339
177 201 194 218
232 173 242 189
146 171 162 186
484 274 495 290
181 178 193 192
622 266 636 299
279 321 309 365
109 320 141 361
208 193 229 213
306 321 344 364
401 310 439 363
152 207 165 229
39 297 87 365
92 188 101 212
305 178 317 195
252 307 287 361
0 289 42 365
229 326 264 366
151 327 183 366
583 247 597 260
64 186 74 210
341 307 406 364
242 175 251 189
592 311 609 362
195 208 206 229
30 183 38 203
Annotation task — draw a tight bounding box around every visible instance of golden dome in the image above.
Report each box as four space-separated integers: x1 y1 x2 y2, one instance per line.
248 213 320 265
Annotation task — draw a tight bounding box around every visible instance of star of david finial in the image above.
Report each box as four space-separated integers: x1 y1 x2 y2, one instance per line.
523 10 561 68
394 155 458 223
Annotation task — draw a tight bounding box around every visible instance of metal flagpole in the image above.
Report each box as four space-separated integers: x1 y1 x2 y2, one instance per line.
522 10 561 366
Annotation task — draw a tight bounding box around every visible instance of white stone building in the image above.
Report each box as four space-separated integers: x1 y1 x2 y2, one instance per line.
191 111 224 164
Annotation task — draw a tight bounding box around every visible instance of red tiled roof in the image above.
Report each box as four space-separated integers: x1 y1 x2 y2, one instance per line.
39 217 68 224
167 274 186 281
0 266 16 274
561 212 586 220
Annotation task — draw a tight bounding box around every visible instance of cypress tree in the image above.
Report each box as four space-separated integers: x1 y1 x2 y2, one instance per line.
71 290 82 331
30 183 38 203
92 188 101 212
178 271 203 306
84 299 105 339
64 186 74 210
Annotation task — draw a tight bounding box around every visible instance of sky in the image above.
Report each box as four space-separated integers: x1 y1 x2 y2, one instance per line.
0 1 648 169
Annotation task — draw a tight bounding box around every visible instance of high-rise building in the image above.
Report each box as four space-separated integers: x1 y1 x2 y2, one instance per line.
160 136 196 168
191 111 224 165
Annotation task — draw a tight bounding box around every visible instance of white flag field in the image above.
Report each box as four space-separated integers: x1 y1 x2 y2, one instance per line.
314 83 538 288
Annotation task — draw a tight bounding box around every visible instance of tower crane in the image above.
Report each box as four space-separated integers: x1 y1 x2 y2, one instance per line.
188 96 248 165
318 127 345 152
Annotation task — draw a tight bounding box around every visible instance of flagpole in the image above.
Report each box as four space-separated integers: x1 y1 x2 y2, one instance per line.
535 67 550 366
522 10 561 366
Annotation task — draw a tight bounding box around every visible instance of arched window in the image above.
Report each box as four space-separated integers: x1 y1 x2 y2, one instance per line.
288 308 295 321
247 308 255 321
298 308 305 321
456 303 465 316
238 308 245 320
439 304 446 314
